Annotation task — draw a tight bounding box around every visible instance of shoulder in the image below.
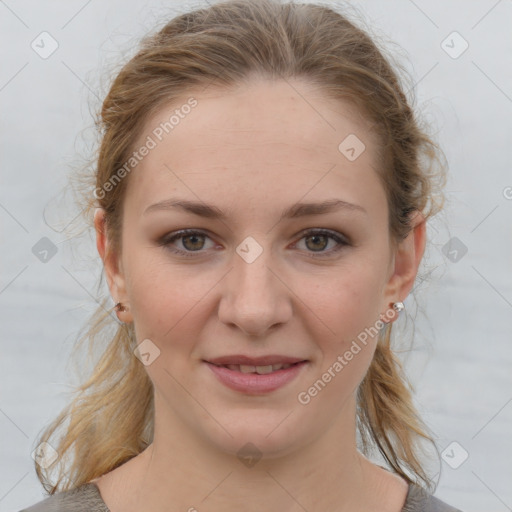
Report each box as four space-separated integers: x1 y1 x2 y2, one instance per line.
403 484 463 512
19 483 109 512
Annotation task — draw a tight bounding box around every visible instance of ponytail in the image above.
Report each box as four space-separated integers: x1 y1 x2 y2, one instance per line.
357 323 436 490
34 302 154 494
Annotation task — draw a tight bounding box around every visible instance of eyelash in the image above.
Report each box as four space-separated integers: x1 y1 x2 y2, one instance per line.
158 228 349 259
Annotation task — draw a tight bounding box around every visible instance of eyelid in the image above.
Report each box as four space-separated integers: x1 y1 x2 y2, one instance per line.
157 229 218 258
299 227 350 246
158 227 350 258
293 228 350 256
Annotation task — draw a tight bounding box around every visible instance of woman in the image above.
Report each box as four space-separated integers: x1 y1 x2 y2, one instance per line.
21 0 460 510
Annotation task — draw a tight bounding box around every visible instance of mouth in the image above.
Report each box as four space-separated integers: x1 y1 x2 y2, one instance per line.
209 362 301 374
203 358 309 394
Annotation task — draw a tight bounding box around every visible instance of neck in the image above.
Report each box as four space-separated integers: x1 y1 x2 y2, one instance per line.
101 393 404 512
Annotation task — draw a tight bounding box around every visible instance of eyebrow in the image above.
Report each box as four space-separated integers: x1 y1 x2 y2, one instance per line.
143 198 367 220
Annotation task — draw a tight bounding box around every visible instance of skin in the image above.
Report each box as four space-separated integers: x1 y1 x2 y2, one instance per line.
92 77 426 512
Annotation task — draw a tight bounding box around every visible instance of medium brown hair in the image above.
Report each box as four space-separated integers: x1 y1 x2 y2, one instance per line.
35 0 446 494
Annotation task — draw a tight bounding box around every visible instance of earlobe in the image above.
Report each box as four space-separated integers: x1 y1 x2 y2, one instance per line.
380 211 427 322
94 208 133 323
380 301 405 324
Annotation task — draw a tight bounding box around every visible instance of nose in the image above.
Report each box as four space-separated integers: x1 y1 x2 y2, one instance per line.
217 244 292 337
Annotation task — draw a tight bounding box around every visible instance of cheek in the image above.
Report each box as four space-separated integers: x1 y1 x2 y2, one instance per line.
296 270 383 411
123 231 388 348
124 250 217 343
302 262 385 350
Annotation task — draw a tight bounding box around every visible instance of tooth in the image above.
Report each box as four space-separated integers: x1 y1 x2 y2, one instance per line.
224 363 296 374
239 365 256 373
255 365 274 374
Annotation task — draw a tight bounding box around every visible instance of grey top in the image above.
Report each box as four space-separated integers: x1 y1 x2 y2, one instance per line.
20 481 463 511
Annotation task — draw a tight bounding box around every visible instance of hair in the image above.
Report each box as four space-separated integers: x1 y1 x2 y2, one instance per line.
35 0 447 495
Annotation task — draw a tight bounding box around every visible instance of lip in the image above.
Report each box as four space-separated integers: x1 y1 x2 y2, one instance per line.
204 360 308 395
206 355 307 366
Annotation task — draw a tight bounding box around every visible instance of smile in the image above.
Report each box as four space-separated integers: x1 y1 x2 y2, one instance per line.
211 362 296 374
204 361 308 394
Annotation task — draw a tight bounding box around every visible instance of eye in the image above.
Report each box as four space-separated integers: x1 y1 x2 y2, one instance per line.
158 229 215 258
294 228 349 257
157 228 349 258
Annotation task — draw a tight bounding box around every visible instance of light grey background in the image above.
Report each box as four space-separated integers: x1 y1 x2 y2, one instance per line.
1 1 511 511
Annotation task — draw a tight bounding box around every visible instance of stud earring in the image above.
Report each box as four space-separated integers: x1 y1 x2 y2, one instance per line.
115 302 127 312
380 301 405 324
392 301 405 313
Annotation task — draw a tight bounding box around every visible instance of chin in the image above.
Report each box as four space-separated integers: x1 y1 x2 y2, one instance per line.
198 411 315 463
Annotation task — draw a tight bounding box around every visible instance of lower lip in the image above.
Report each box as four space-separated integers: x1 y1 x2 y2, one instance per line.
204 361 308 394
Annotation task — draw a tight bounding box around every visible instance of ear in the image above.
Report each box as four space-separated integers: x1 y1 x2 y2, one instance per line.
380 210 426 322
94 208 133 322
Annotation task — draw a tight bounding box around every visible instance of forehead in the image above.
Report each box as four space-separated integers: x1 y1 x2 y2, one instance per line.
125 78 385 219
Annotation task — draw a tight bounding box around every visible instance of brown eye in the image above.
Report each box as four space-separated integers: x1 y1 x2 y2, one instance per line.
180 233 206 251
158 228 349 259
158 229 214 257
296 229 349 257
305 233 329 252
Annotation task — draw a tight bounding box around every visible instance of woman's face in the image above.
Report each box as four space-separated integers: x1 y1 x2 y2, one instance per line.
96 77 423 460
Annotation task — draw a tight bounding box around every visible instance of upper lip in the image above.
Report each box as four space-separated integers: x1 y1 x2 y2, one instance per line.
205 355 307 366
